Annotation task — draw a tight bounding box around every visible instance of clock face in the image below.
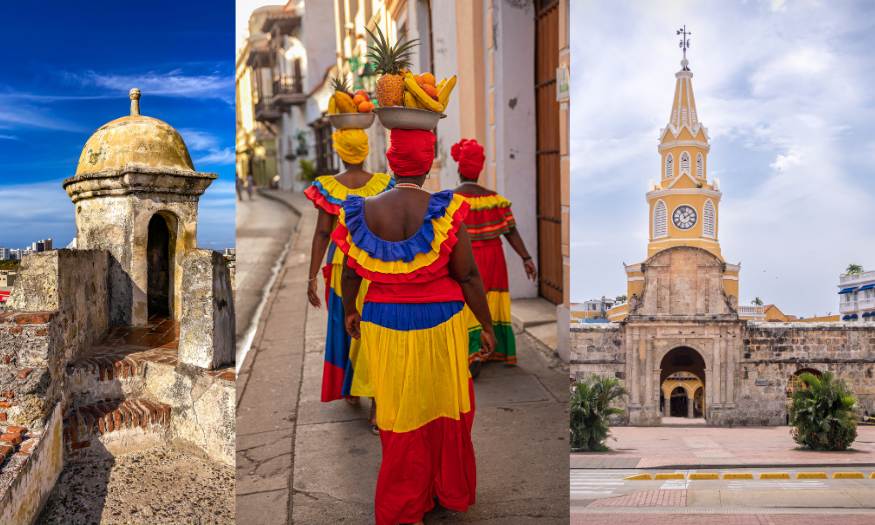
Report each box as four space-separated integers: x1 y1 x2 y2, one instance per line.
672 205 697 230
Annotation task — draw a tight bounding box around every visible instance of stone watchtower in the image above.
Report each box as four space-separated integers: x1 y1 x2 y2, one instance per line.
63 89 216 326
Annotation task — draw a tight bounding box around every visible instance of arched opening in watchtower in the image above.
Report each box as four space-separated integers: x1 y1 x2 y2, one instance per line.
147 213 175 318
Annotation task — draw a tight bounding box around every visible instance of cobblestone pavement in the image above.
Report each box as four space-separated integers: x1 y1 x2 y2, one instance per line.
236 190 570 524
39 447 234 524
571 425 875 469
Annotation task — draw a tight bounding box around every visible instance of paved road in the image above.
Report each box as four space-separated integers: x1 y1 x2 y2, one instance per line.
235 191 299 364
236 190 570 524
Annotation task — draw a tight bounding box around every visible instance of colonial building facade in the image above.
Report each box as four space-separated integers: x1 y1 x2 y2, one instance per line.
571 51 875 426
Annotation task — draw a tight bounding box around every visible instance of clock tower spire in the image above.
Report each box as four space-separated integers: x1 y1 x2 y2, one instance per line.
645 27 723 260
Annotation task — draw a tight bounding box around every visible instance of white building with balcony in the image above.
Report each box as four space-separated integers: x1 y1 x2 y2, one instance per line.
839 268 875 321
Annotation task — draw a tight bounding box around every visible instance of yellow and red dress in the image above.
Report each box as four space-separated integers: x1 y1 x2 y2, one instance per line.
332 190 476 525
303 172 394 402
456 192 517 364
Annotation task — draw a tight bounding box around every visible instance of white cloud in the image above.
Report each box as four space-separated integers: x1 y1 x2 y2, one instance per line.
177 129 234 167
195 148 235 166
67 70 233 103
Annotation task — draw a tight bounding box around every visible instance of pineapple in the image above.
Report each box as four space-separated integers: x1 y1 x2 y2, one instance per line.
366 24 418 107
330 74 357 113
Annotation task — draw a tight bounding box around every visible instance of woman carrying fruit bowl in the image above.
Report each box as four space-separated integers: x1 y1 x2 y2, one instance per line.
451 138 537 373
304 79 392 417
335 126 495 525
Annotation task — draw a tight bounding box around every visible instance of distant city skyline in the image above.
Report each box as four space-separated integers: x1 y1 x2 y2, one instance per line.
0 1 235 250
570 1 875 318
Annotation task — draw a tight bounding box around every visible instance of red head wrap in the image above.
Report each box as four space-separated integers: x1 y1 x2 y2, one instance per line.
386 129 436 178
450 138 485 180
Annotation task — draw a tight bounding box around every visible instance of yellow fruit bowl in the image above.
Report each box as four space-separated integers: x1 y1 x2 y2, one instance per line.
374 107 446 130
327 112 376 130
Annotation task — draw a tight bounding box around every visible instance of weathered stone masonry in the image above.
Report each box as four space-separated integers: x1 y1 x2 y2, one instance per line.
572 321 875 426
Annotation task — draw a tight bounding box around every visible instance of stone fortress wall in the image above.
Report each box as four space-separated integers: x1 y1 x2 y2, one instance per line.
1 89 237 523
571 320 875 426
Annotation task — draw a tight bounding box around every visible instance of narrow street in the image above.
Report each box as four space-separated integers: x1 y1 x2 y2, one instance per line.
236 190 569 524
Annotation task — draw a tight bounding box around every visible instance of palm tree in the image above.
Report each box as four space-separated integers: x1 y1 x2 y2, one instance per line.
751 297 764 306
845 264 863 275
570 375 627 452
615 295 627 304
789 371 858 451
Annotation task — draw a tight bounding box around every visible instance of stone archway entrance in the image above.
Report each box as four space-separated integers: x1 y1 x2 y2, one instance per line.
147 214 174 318
659 346 707 421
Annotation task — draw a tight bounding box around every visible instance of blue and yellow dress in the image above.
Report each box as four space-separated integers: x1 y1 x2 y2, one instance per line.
303 172 394 402
332 190 476 525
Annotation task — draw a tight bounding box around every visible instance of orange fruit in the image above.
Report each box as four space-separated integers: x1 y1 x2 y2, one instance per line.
358 100 374 112
353 93 367 105
421 84 439 100
420 72 436 86
355 89 368 97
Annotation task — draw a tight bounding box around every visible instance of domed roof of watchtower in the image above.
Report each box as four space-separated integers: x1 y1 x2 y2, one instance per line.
63 89 215 203
73 88 195 178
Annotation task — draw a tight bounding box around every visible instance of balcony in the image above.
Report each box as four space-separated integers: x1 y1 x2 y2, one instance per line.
254 99 281 123
738 305 766 320
271 76 306 108
839 270 875 285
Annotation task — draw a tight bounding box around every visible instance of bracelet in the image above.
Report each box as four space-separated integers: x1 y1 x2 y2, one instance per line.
308 276 319 282
522 256 533 262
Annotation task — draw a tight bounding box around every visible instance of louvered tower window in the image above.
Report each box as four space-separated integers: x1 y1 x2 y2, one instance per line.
654 200 668 238
696 153 704 178
703 200 716 238
680 152 690 174
665 154 673 178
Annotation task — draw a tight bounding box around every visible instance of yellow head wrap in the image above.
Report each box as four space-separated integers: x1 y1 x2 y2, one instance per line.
332 129 369 165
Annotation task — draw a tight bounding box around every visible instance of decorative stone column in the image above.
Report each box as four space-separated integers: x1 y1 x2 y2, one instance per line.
687 393 695 418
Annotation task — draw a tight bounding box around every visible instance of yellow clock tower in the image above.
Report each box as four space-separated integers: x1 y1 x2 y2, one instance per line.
646 52 722 259
612 28 740 318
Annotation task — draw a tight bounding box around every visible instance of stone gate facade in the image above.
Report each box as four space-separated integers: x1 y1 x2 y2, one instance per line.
571 246 875 426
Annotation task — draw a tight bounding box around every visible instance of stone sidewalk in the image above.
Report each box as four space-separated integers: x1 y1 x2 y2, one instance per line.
236 189 570 524
571 426 875 469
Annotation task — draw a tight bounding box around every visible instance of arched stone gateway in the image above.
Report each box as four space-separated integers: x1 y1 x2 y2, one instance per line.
659 347 707 421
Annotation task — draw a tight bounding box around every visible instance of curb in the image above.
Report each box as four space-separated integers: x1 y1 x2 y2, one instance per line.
623 470 875 481
256 188 304 218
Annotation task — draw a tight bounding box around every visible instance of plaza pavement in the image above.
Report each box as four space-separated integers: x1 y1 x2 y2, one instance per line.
571 425 875 469
236 189 569 524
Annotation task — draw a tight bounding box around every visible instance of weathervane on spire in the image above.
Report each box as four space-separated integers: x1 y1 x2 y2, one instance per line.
677 25 691 70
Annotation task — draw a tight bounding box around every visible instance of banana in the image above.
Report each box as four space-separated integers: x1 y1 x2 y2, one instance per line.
403 91 422 109
334 91 357 113
403 73 444 113
436 78 446 92
328 95 337 114
438 75 457 109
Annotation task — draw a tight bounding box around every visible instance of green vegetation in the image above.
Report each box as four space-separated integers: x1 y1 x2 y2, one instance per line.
751 296 764 306
845 263 863 275
0 260 20 271
570 375 626 452
298 159 317 182
789 371 858 451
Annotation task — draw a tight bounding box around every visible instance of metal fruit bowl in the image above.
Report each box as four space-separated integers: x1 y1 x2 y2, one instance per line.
327 112 376 130
374 106 446 130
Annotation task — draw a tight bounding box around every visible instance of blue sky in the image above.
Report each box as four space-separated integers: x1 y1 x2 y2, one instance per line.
0 0 235 250
570 0 875 318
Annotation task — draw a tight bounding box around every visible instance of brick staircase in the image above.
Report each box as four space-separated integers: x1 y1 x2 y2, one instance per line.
62 318 178 457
